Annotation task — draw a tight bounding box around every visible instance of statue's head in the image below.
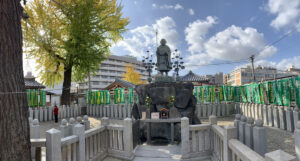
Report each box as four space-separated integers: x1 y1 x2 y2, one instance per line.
160 39 167 46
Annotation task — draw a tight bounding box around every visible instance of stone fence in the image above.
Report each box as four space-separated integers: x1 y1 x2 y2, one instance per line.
239 103 299 133
29 105 82 122
86 104 132 119
196 102 236 119
30 117 134 161
181 116 297 161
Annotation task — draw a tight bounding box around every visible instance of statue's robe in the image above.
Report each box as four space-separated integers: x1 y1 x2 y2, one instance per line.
156 45 171 72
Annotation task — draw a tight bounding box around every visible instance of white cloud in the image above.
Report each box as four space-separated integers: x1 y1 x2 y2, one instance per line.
276 56 300 69
205 25 277 61
115 17 179 58
184 17 277 67
152 3 184 10
184 16 217 54
266 0 300 31
188 9 195 15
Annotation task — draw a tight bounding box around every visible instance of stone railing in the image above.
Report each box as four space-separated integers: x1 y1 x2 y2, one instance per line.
86 104 132 119
239 103 299 133
196 102 236 119
30 117 134 161
29 105 82 122
181 117 213 160
181 116 296 161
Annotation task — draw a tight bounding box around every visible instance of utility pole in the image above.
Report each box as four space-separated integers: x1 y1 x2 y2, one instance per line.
250 55 256 82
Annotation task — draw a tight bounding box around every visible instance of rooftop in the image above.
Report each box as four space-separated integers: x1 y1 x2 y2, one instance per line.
180 70 208 82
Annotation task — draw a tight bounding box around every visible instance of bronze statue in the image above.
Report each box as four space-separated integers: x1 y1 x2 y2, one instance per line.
156 39 172 75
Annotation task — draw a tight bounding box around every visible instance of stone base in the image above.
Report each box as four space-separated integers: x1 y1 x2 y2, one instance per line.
154 75 175 82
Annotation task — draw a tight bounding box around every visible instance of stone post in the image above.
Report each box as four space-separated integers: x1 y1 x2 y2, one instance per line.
217 103 221 117
273 106 280 128
196 104 201 119
86 104 90 115
234 114 241 139
99 105 103 117
235 103 240 114
63 105 67 118
245 117 254 149
224 125 237 161
83 115 90 130
110 104 114 118
238 115 247 143
286 106 295 132
203 103 207 117
279 106 287 130
263 105 268 126
96 105 99 117
28 117 33 126
66 105 70 118
101 117 109 126
181 117 190 158
46 128 61 161
29 108 33 119
208 104 212 116
265 150 296 161
123 104 127 118
259 104 263 120
118 104 122 119
114 104 118 118
124 118 134 159
267 104 274 127
253 119 267 156
103 105 107 117
76 116 82 124
294 121 300 161
212 103 217 116
294 107 300 132
68 117 76 135
44 108 48 121
39 108 43 122
49 106 53 121
60 119 69 137
34 108 38 120
30 119 40 160
254 104 258 120
209 115 217 125
240 103 244 114
221 102 225 116
73 124 85 161
226 102 230 116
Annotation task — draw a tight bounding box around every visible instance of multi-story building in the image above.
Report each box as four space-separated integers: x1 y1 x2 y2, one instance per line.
224 65 298 86
77 55 147 93
205 72 223 86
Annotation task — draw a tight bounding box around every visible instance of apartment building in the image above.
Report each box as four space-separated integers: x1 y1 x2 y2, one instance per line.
77 55 147 93
224 65 294 86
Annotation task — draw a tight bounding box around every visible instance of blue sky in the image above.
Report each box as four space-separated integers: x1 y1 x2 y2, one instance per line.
110 0 300 76
24 0 300 77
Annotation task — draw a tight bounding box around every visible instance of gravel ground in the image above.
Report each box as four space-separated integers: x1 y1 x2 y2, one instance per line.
38 116 295 159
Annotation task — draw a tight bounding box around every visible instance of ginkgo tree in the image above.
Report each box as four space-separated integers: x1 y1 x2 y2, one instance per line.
122 64 147 85
22 0 129 105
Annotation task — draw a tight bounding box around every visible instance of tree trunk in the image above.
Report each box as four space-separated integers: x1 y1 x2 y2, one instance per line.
61 67 72 105
0 0 31 161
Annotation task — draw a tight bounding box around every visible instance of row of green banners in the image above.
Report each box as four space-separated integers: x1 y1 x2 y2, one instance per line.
86 88 135 105
26 89 46 107
193 76 300 106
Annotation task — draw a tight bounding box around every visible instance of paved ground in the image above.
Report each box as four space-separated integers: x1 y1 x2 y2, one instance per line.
38 116 295 160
